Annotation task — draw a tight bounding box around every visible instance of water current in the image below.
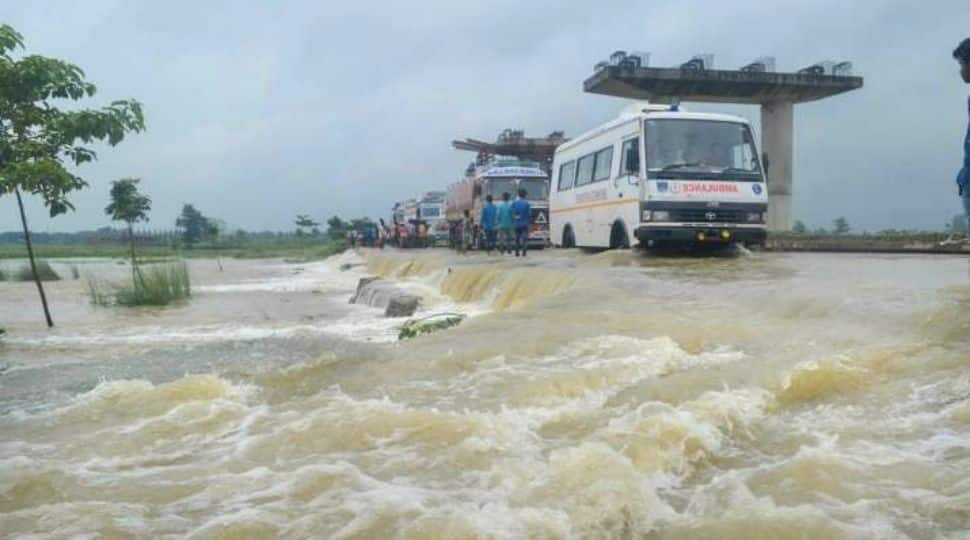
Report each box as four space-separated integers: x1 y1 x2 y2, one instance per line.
0 250 968 538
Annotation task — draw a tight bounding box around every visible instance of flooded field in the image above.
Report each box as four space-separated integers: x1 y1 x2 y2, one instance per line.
1 250 969 539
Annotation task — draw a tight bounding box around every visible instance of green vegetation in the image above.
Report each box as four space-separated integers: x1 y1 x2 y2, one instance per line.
398 313 465 340
833 217 851 235
325 216 375 241
106 177 154 292
295 214 321 237
13 260 59 282
781 218 950 242
88 261 190 307
0 237 348 261
0 211 366 264
106 178 151 269
115 262 190 306
772 230 948 242
0 24 145 327
176 204 218 248
85 276 113 306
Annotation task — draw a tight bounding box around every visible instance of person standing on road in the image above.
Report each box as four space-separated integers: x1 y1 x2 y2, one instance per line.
461 209 474 255
480 195 498 254
511 188 531 257
955 38 970 234
497 192 513 254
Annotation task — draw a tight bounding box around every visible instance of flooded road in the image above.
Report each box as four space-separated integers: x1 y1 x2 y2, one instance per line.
1 250 968 538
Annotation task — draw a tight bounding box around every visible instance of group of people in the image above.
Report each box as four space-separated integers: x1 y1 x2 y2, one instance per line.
391 219 431 249
347 223 385 249
452 188 532 256
349 218 423 250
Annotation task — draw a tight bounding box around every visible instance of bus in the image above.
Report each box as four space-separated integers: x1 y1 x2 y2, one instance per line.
550 102 768 249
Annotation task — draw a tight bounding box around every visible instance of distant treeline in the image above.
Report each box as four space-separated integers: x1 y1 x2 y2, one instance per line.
0 227 323 246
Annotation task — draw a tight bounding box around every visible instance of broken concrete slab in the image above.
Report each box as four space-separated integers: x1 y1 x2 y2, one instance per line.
385 295 421 318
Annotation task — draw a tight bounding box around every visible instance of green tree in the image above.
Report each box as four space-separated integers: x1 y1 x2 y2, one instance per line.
326 216 347 240
833 217 851 235
105 178 151 283
350 217 375 232
295 214 319 235
0 25 145 327
175 204 214 248
792 220 807 234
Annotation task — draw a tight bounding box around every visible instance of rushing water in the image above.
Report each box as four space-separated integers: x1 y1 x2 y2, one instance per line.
0 250 968 539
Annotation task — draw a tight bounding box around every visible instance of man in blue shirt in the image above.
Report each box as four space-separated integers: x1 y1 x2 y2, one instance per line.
496 192 514 254
480 195 498 254
510 187 531 257
955 38 970 232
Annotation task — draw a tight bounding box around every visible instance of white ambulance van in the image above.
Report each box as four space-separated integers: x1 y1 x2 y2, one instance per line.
550 103 768 249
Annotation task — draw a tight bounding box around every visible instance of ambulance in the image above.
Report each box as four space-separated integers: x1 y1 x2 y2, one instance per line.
549 102 768 249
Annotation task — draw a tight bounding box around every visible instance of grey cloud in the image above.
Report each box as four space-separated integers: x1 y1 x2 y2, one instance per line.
1 0 968 233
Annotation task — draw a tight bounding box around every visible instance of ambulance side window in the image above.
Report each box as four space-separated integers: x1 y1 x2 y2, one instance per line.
557 160 576 191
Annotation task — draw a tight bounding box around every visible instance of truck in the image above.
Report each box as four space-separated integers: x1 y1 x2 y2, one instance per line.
418 191 448 246
445 158 551 249
549 102 768 249
390 199 422 248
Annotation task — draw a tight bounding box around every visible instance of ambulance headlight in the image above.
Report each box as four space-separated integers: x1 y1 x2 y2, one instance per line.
746 212 763 223
652 211 670 222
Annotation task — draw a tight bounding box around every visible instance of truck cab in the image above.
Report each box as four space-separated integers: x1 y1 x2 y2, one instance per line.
476 160 550 248
418 191 448 246
447 158 551 249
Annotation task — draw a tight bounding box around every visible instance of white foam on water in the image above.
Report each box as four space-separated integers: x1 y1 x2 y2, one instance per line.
6 315 402 347
197 251 365 294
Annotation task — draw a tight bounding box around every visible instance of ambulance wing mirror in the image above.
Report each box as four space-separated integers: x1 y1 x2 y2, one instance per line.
624 146 640 175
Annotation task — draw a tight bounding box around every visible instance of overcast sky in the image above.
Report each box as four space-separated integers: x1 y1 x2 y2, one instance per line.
2 0 969 233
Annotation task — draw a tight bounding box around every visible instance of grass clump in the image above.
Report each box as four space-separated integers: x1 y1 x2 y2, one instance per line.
87 261 191 307
13 261 60 282
86 276 114 307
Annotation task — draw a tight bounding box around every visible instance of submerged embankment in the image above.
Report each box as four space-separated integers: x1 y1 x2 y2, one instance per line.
1 249 968 538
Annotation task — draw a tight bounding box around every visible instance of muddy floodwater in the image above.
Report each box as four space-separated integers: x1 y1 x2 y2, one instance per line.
1 250 969 539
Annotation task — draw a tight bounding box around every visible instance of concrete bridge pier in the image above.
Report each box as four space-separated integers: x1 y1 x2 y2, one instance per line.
761 101 793 230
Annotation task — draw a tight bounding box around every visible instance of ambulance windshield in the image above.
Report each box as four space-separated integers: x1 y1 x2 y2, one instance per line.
645 119 761 180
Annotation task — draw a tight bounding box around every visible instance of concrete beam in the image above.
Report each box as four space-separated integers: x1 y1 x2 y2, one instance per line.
583 66 863 104
761 101 793 230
